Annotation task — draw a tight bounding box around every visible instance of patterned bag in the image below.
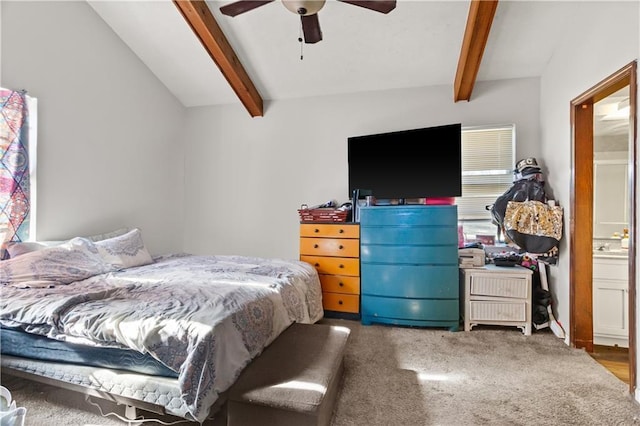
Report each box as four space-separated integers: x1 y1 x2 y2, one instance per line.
503 200 563 254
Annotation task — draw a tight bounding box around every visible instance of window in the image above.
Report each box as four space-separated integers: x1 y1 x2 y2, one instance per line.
456 124 515 244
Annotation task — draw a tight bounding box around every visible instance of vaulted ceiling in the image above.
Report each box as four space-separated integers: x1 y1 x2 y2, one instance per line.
88 0 581 117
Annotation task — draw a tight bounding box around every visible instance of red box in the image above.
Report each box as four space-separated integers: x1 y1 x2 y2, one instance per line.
425 197 455 205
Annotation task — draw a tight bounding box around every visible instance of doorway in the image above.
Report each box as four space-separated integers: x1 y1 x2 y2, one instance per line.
570 61 637 393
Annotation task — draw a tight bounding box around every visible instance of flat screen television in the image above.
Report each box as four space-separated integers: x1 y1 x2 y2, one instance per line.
348 123 462 201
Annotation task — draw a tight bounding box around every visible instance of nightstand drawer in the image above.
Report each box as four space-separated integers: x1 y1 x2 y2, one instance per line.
300 224 359 238
300 255 359 276
470 276 529 299
300 237 359 257
319 274 360 294
469 301 527 322
322 292 360 313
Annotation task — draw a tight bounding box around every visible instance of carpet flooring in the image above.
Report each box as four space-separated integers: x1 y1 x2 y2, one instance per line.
2 319 640 425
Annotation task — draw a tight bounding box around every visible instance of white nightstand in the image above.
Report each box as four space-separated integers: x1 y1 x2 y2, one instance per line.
461 264 534 335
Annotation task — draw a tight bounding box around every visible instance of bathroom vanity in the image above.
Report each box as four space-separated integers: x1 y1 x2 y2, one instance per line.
593 251 629 348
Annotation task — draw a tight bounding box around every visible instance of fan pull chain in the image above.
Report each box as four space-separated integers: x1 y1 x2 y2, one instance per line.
298 21 304 60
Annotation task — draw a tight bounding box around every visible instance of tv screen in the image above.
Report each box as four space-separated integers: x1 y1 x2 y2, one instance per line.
348 123 462 200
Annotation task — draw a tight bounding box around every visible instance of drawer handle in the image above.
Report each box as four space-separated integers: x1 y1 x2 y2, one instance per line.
314 228 320 233
338 300 343 305
339 282 344 287
314 244 319 248
315 263 320 267
339 264 344 269
339 245 344 250
339 229 344 233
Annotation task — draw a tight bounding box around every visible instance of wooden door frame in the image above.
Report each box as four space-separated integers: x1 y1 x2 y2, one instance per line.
570 61 637 393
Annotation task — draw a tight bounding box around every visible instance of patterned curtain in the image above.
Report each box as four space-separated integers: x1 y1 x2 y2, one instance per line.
0 89 32 254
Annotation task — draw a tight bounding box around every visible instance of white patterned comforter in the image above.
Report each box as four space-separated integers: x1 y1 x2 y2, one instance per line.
0 253 324 422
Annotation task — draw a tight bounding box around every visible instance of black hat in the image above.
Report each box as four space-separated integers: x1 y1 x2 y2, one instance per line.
515 157 541 175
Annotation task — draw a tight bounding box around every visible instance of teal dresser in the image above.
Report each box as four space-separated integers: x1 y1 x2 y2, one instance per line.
359 205 460 330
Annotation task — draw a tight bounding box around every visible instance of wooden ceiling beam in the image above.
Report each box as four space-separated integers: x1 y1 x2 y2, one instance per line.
454 0 498 102
174 0 264 117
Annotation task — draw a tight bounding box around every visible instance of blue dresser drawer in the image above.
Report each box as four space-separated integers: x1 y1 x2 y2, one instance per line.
361 245 458 265
361 295 459 322
359 205 457 226
360 226 455 245
361 265 458 298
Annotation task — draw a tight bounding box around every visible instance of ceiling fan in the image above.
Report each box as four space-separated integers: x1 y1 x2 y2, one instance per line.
219 0 397 44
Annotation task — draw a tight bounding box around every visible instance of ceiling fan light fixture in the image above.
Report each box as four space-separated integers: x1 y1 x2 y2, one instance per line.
282 0 326 16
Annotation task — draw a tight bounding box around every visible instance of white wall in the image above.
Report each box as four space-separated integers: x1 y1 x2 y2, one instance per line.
183 78 540 259
1 1 186 255
538 0 639 380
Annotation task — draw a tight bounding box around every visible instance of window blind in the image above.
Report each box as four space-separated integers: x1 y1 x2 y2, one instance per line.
456 125 515 220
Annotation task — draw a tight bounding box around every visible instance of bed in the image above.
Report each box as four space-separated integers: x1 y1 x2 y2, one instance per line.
0 228 324 422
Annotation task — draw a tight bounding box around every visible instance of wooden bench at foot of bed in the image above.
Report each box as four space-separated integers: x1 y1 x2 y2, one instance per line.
227 322 351 426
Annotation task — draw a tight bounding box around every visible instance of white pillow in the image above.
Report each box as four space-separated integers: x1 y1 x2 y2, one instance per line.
85 227 131 242
4 227 131 259
0 237 115 286
5 240 65 258
5 241 47 258
95 228 153 270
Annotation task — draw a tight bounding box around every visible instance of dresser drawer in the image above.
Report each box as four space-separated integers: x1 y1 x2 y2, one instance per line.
361 295 459 321
300 255 359 276
300 237 359 257
469 301 527 322
361 226 456 245
322 292 360 313
361 244 458 265
359 205 457 226
361 264 458 298
319 274 360 294
299 224 359 238
470 276 529 299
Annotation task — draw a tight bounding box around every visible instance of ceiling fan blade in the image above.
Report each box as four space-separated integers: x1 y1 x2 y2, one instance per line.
219 1 275 17
301 14 322 44
338 0 396 14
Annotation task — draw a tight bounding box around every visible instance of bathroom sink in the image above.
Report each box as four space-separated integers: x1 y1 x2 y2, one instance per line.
593 249 629 258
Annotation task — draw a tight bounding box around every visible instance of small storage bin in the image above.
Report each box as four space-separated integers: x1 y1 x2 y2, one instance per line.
298 208 348 222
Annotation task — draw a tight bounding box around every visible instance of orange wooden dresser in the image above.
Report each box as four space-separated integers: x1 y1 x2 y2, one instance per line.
299 223 360 318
